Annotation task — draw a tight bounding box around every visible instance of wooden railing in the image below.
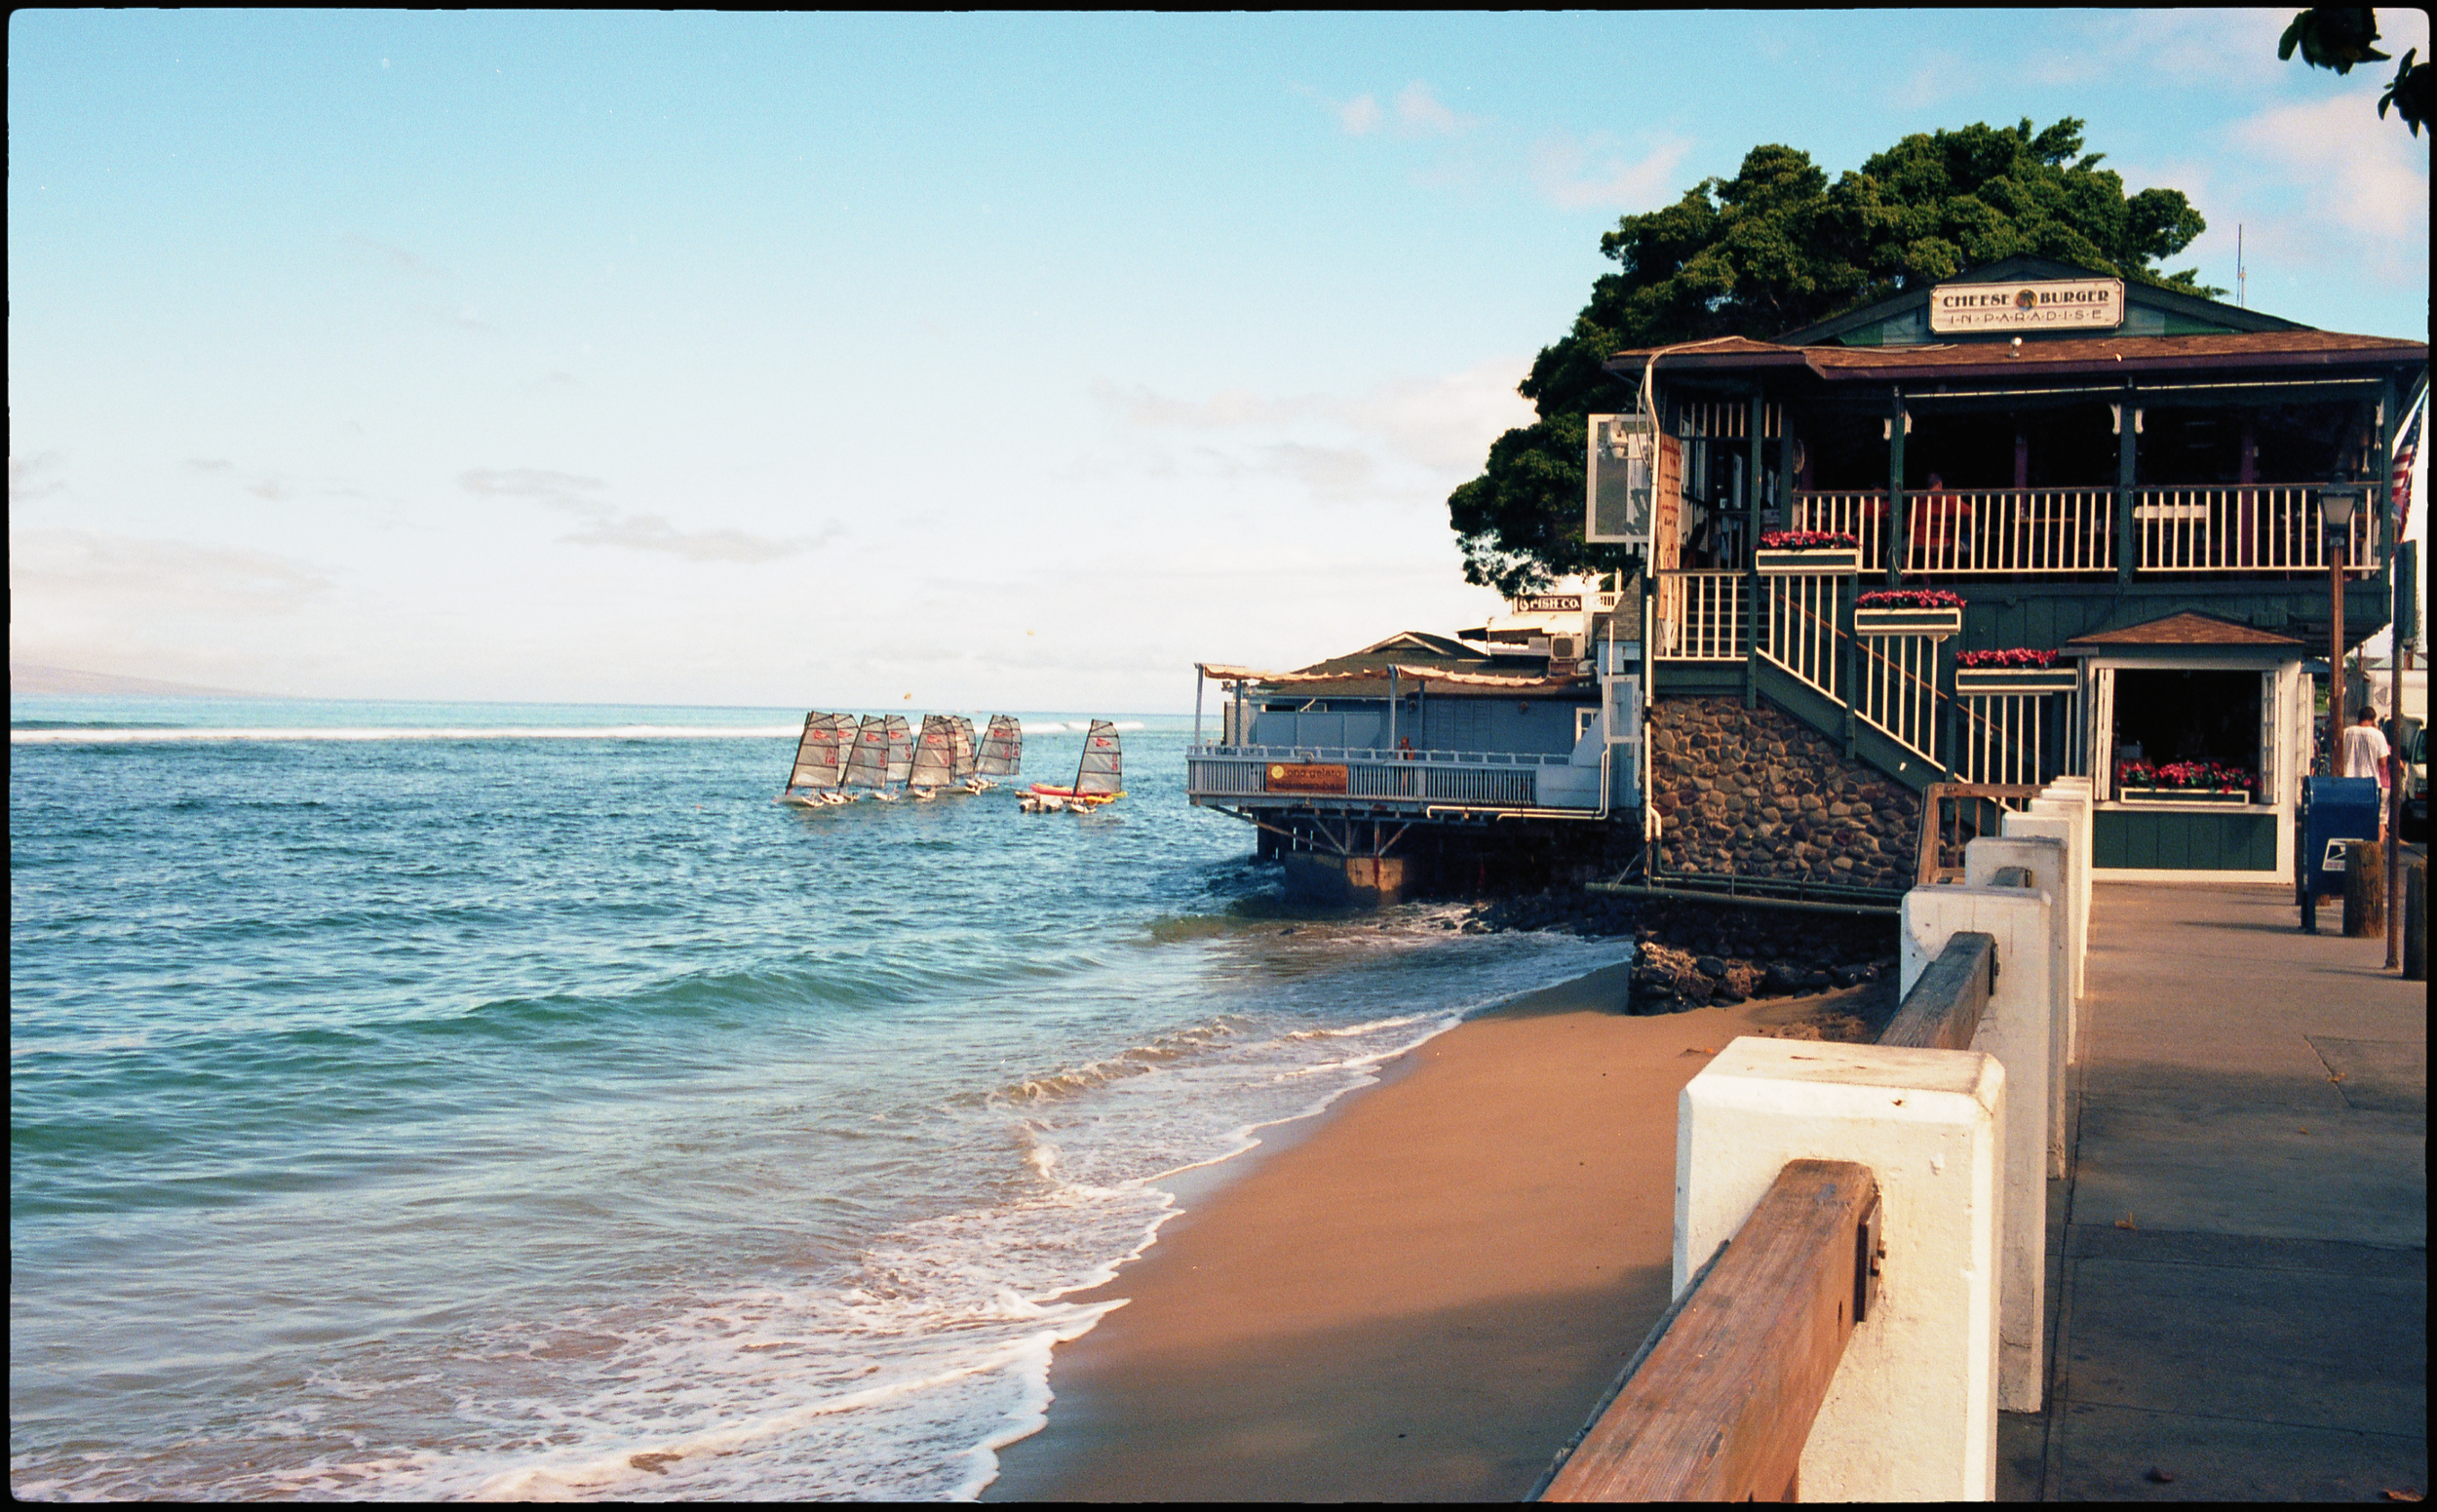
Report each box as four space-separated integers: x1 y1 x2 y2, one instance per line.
1915 783 2044 885
1792 485 2376 577
1538 928 2001 1501
1654 570 1749 660
1538 1160 1881 1502
1762 573 1844 698
1878 930 1994 1049
1952 691 2073 788
1790 492 1892 571
1853 631 1940 763
2134 485 2375 574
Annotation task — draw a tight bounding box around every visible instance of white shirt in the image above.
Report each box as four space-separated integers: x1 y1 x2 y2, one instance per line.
2338 722 2390 782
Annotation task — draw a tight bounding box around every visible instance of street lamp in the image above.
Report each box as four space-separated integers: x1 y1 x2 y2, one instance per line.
2321 485 2360 755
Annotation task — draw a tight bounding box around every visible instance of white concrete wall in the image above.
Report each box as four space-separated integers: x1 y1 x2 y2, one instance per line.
2000 812 2079 1175
1915 857 2061 1414
1677 1040 2003 1500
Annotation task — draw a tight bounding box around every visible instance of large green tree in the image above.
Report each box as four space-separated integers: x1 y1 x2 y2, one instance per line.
1450 118 2214 596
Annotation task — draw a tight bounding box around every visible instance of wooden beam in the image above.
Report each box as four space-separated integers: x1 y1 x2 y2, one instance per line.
1541 1159 1880 1502
1879 931 1996 1051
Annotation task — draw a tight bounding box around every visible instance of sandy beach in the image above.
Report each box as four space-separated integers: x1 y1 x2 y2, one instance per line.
986 965 1892 1502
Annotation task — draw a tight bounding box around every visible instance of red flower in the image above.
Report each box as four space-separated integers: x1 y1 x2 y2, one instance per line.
1956 647 2059 669
1857 589 1967 609
1760 530 1859 550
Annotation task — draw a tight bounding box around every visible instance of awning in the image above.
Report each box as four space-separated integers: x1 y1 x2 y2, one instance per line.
1199 662 1582 691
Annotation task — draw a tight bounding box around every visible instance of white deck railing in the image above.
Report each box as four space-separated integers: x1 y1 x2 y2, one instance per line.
2134 486 2375 573
1655 570 1749 660
1855 633 1940 763
1788 485 2375 576
1761 573 1844 699
1185 745 1575 810
1953 693 2075 788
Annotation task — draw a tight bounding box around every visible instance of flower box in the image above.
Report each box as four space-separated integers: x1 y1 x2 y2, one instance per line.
1955 667 2080 695
1755 547 1862 575
2117 787 2254 805
1855 605 1964 636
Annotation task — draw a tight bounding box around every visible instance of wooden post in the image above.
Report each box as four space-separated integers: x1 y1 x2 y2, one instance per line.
1887 398 1907 586
2114 396 2139 583
1539 1160 1879 1502
2342 837 2385 937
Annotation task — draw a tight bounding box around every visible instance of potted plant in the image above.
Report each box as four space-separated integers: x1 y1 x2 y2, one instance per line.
2115 758 2257 804
1755 529 1862 575
1953 647 2079 694
1854 588 1965 637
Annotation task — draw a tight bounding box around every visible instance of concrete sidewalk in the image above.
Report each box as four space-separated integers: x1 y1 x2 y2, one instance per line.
2001 883 2427 1501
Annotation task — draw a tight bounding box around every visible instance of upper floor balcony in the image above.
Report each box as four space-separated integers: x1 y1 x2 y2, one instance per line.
1786 483 2379 579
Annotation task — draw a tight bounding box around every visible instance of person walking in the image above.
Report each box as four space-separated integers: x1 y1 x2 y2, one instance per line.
2338 705 2392 837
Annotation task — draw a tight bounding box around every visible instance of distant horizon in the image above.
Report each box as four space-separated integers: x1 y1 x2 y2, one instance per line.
8 665 1190 717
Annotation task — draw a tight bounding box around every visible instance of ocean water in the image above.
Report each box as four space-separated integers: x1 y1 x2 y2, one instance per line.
9 697 1631 1501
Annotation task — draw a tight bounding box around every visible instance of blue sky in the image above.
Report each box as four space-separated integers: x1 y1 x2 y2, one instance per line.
10 10 2429 709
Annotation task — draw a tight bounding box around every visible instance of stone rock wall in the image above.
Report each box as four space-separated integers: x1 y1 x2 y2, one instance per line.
1647 696 1921 891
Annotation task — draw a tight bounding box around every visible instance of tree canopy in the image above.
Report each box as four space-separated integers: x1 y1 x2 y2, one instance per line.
1448 118 2214 596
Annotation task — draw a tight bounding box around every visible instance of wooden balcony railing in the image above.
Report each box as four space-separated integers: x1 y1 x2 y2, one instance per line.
1915 784 2044 885
1789 485 2375 577
2133 486 2374 573
1654 569 1748 660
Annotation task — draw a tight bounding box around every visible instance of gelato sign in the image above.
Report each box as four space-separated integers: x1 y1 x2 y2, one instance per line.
1929 277 2124 333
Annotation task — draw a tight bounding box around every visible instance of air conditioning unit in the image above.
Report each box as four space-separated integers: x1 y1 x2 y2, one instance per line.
1549 635 1580 662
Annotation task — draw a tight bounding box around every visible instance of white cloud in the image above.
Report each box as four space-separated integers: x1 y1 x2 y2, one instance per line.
2235 91 2430 247
1090 356 1534 502
1528 131 1694 212
1395 82 1475 137
1338 93 1381 136
345 232 447 278
8 527 334 684
11 451 68 506
2024 9 2330 90
459 467 830 563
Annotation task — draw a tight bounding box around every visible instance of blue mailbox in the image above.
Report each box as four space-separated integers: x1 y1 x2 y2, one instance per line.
2299 776 2381 901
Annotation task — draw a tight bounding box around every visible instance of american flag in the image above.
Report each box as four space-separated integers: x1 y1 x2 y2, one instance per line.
2394 385 2425 536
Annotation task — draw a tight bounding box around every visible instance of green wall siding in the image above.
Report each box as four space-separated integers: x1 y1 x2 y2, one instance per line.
2093 807 2278 871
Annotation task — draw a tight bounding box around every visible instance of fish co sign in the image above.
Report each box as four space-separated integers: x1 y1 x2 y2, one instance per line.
1929 277 2122 333
1266 762 1349 795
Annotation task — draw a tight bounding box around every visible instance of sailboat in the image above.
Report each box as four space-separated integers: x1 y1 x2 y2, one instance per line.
778 712 855 806
879 716 914 798
972 715 1023 790
1025 719 1124 811
948 717 979 790
841 715 896 799
907 715 957 798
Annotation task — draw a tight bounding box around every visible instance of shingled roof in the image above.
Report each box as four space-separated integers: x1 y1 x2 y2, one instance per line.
1606 329 2426 385
2066 611 2304 647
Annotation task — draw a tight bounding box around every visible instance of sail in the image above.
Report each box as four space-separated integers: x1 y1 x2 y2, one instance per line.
883 716 914 787
948 717 977 783
977 715 1023 777
909 715 955 789
842 715 891 790
786 713 830 792
1072 719 1123 796
787 711 852 791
